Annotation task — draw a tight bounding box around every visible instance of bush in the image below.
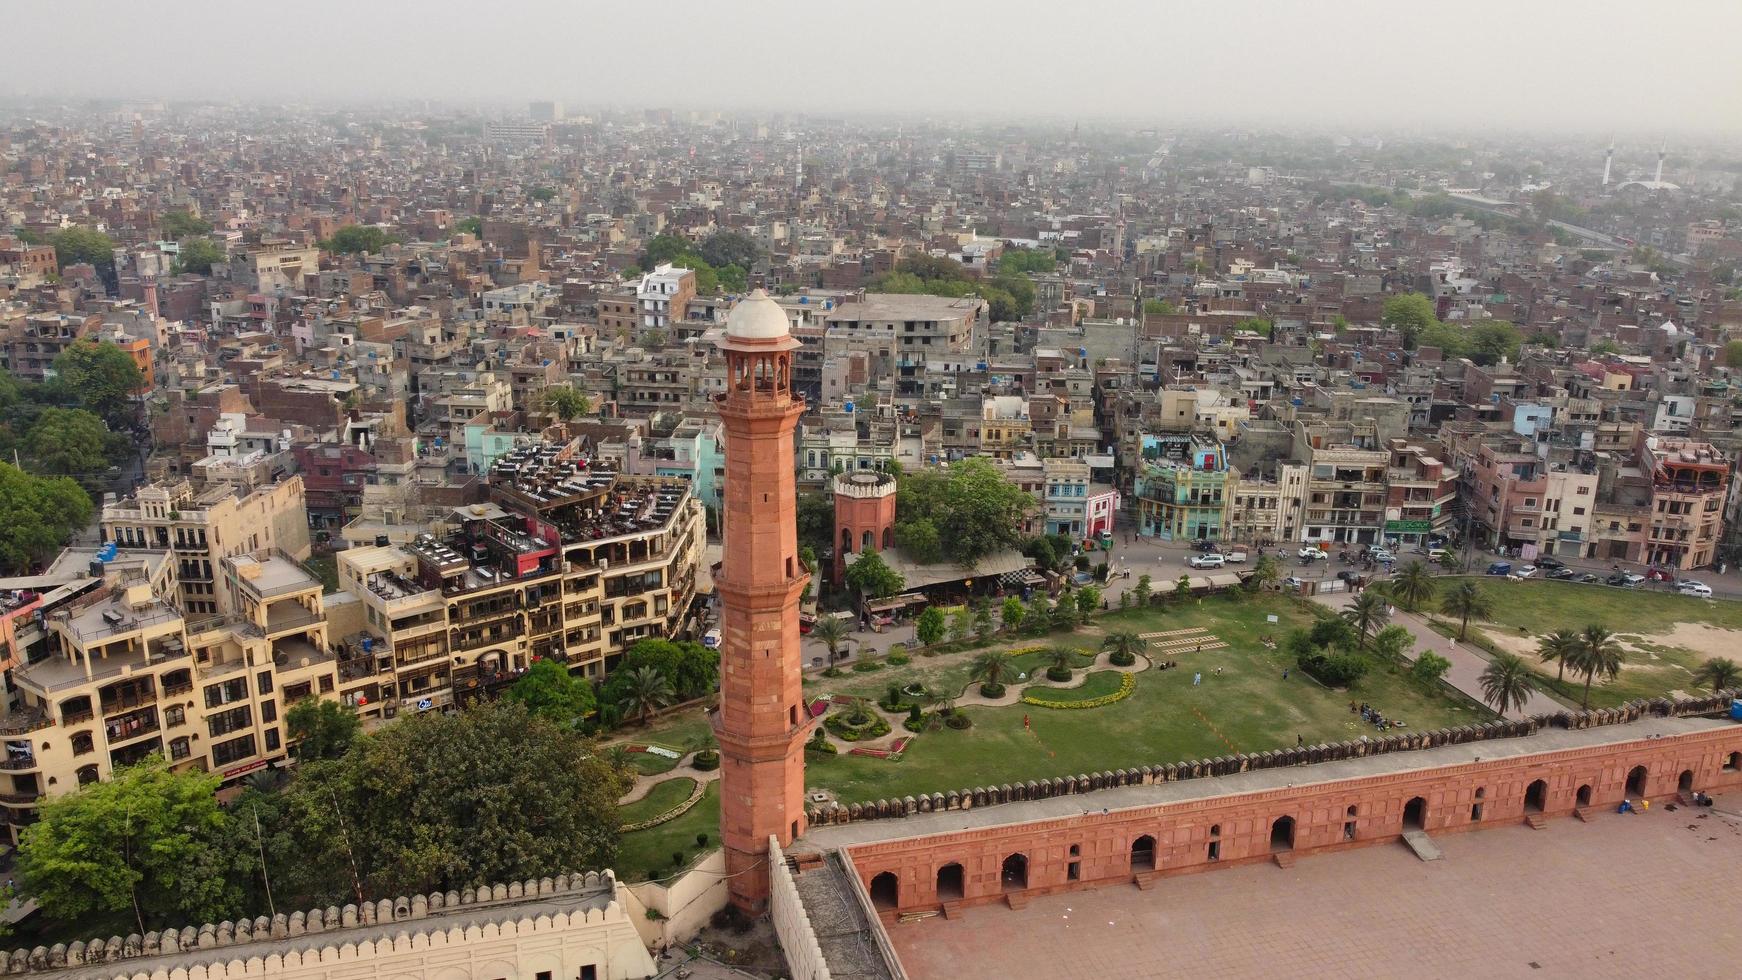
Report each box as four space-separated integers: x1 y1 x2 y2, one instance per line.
672 851 685 868
852 658 884 672
821 666 844 678
691 749 720 771
825 710 891 742
907 704 922 723
1108 650 1136 667
1299 650 1371 688
903 716 927 734
945 711 972 730
887 651 911 665
805 737 838 754
696 833 709 847
1045 665 1074 682
979 681 1006 698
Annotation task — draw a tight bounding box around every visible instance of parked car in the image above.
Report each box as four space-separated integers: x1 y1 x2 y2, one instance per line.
1486 561 1513 576
1576 573 1601 584
1188 553 1226 569
1534 555 1565 570
1337 570 1361 584
1369 548 1395 563
703 628 723 649
1224 550 1248 564
1299 547 1326 560
1515 565 1538 579
1192 539 1220 553
1282 576 1305 589
1678 580 1714 598
1426 548 1450 562
1547 567 1579 580
1606 572 1645 587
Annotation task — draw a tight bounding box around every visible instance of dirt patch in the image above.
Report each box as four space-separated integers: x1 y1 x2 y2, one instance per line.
1647 622 1742 661
1479 620 1736 672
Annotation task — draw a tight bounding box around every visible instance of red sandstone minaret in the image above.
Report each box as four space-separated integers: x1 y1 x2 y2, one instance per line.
713 289 809 913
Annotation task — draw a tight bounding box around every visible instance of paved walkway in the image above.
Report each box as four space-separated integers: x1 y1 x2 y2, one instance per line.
1310 592 1566 719
891 796 1742 979
617 750 721 805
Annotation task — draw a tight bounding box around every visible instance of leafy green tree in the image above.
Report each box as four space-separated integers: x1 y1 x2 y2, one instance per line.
528 187 558 203
49 227 116 271
1174 575 1192 602
698 231 761 270
640 234 695 269
895 458 1033 566
286 697 363 761
1390 560 1436 611
716 263 748 293
1570 625 1624 710
973 601 995 640
161 211 212 239
1051 590 1079 630
1417 321 1471 357
454 217 483 237
23 407 110 477
1246 554 1281 593
1536 628 1581 683
1236 317 1274 338
844 548 905 599
948 606 972 643
1590 339 1621 357
997 248 1056 276
175 237 225 275
601 638 718 706
999 595 1025 632
0 463 93 573
1075 585 1100 623
1409 651 1452 688
1101 630 1144 661
1723 341 1742 369
1692 656 1742 693
1478 652 1537 717
916 606 946 646
1440 581 1493 641
1142 299 1178 317
507 658 597 725
320 225 402 255
1467 321 1523 365
1340 590 1391 650
894 518 944 564
616 665 675 726
19 757 239 934
1373 624 1415 666
282 702 626 899
969 649 1014 694
53 339 144 429
1026 594 1052 635
1382 292 1437 349
795 491 836 556
1133 573 1152 606
541 385 592 420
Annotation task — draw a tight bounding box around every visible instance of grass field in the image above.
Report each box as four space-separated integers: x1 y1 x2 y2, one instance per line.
1025 670 1127 703
627 750 681 775
615 782 720 882
1439 577 1742 706
800 593 1491 802
618 776 697 825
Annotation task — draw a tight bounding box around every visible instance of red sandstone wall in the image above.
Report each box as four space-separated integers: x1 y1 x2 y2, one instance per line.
843 726 1742 915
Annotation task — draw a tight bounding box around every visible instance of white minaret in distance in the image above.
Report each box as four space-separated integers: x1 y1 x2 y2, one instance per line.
1655 144 1665 185
1602 139 1613 187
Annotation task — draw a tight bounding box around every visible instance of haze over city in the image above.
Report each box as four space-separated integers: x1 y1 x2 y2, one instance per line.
6 0 1742 135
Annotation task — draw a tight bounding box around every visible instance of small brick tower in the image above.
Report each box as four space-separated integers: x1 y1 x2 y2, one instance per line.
832 470 897 584
713 290 810 913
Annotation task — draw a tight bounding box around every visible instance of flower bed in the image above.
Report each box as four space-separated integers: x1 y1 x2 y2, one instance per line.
620 778 707 832
1022 671 1135 709
849 736 911 760
825 711 891 742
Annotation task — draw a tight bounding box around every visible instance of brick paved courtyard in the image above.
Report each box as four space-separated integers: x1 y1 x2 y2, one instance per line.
891 801 1742 979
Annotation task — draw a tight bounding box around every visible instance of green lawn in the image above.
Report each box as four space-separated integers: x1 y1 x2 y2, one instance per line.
804 594 1492 803
1025 670 1126 703
605 707 715 754
618 776 696 825
627 749 681 775
1439 577 1742 706
615 782 721 882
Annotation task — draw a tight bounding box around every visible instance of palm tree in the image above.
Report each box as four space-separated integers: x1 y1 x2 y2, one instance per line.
1570 625 1625 710
1045 646 1081 679
969 649 1015 691
1536 628 1580 683
617 665 675 727
1691 656 1742 693
1439 581 1494 641
811 615 850 664
1246 555 1281 593
1390 560 1436 612
1340 590 1391 650
1478 652 1538 718
1101 630 1144 661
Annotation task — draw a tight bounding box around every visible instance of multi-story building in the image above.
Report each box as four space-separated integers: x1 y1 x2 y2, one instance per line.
634 264 696 331
101 479 311 617
823 293 982 361
1463 441 1599 560
235 241 320 294
1134 437 1228 542
1641 437 1729 569
1 313 100 381
1225 461 1308 546
1042 458 1090 538
338 446 705 718
1296 421 1388 547
1383 440 1459 549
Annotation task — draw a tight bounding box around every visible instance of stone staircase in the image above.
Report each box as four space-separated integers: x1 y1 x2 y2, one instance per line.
1524 814 1549 830
1272 851 1297 869
1401 830 1443 861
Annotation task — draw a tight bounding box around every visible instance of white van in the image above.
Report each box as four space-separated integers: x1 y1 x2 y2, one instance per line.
1678 581 1714 598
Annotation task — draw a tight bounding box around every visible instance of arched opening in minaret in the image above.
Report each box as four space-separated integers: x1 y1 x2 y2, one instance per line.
882 527 893 550
841 527 853 556
869 871 899 910
861 529 873 552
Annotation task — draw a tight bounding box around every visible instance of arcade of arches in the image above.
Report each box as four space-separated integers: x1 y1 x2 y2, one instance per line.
825 720 1742 917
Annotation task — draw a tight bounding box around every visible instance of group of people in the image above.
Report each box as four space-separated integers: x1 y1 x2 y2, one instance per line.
1351 700 1406 730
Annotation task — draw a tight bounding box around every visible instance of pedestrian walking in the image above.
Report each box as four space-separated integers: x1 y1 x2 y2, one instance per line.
1297 733 1303 746
1193 672 1201 686
1282 668 1290 680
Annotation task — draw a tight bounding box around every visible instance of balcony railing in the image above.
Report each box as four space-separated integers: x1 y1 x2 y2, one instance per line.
0 709 53 735
0 756 40 772
0 792 43 806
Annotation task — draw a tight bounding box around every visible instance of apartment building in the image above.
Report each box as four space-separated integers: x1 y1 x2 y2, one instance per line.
823 293 982 361
635 264 696 330
1295 421 1388 546
1225 461 1308 545
337 446 705 720
1 313 100 381
1464 441 1599 560
101 479 312 617
236 241 320 294
1134 437 1228 542
1641 437 1729 569
1383 440 1459 548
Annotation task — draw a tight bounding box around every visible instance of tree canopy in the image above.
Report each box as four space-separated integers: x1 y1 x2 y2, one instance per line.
286 697 362 761
320 225 402 255
53 340 144 430
541 385 592 420
895 457 1033 566
19 757 239 934
1381 292 1437 349
869 255 1036 322
23 407 111 478
0 462 93 573
175 237 226 275
637 233 737 295
1723 340 1742 369
528 187 558 203
599 638 718 710
507 658 598 726
454 217 483 238
996 247 1056 276
1142 299 1178 317
698 230 762 270
49 227 116 272
160 211 212 239
844 548 905 599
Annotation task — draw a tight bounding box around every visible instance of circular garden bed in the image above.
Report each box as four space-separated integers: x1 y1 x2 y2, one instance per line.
1022 671 1135 709
825 708 892 742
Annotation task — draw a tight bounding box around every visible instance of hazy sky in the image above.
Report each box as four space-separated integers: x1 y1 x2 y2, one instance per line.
10 0 1742 136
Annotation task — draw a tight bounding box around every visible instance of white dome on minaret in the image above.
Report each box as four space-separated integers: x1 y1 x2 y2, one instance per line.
724 289 791 340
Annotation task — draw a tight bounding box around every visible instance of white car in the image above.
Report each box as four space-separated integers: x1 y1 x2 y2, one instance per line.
1514 565 1537 579
1369 548 1395 563
1224 550 1248 564
1678 581 1714 598
1188 554 1226 569
1299 547 1326 560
